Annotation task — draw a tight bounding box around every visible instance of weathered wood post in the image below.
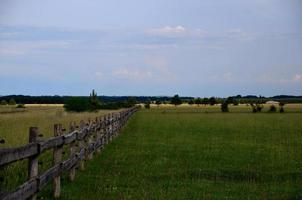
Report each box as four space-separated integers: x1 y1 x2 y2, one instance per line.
28 127 39 200
79 120 85 170
86 120 93 160
69 121 76 181
53 124 63 198
95 117 101 154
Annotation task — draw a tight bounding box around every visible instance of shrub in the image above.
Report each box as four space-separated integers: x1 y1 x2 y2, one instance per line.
280 107 285 113
8 98 16 105
16 104 25 108
221 101 229 112
0 100 7 105
268 105 276 112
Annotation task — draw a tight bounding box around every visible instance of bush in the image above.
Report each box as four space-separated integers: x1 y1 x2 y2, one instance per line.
16 104 25 108
268 105 276 112
280 107 285 113
221 101 229 112
0 100 7 105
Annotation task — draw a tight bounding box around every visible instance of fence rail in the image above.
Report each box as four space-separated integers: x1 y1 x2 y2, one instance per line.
0 106 139 200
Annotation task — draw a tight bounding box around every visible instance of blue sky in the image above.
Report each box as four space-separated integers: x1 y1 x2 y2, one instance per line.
0 0 301 97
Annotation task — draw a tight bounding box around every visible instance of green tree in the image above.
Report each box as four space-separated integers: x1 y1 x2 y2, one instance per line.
8 98 16 105
0 100 7 105
221 101 229 112
155 100 162 107
188 99 194 105
202 98 209 106
194 98 202 106
279 102 285 113
89 89 101 111
170 94 182 106
64 97 90 112
209 97 217 106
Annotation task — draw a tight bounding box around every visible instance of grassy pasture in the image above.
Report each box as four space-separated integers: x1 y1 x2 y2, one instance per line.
1 105 302 199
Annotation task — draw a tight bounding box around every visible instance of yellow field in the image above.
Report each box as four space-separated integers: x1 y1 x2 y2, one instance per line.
0 105 116 147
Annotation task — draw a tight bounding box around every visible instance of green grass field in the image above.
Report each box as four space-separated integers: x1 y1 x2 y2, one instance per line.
1 105 302 199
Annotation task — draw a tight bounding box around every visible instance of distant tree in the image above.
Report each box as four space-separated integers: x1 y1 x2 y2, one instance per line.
155 100 162 107
268 105 276 112
64 97 90 112
16 104 26 109
202 98 209 106
226 97 234 104
0 100 7 105
233 99 239 106
250 103 263 113
171 94 182 106
209 97 217 106
126 97 137 107
221 101 229 112
8 98 16 105
194 98 202 106
144 101 151 109
279 102 285 113
188 99 194 105
89 89 101 110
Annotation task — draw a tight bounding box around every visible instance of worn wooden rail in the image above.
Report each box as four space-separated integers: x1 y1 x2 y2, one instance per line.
0 106 139 200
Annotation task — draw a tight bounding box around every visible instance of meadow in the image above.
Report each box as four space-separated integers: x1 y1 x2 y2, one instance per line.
1 104 302 199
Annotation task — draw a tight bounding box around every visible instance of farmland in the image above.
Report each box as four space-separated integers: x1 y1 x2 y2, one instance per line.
1 104 302 199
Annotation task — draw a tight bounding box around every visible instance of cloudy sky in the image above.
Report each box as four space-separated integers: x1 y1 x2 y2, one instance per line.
0 0 301 97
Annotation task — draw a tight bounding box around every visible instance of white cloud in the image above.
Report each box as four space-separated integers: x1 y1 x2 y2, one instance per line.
112 67 152 80
293 74 302 82
146 26 187 37
0 40 75 56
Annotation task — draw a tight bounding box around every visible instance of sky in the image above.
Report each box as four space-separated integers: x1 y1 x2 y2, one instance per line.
0 0 302 97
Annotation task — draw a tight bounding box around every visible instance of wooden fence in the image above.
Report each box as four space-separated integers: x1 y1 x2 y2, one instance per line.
0 106 139 200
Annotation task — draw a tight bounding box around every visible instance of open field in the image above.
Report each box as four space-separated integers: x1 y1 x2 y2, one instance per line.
1 105 302 199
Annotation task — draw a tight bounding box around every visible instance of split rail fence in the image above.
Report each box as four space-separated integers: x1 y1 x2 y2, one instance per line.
0 106 139 200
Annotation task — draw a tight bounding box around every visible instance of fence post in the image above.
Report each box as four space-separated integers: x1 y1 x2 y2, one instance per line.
86 120 93 160
69 121 76 181
79 120 85 170
53 124 63 198
95 117 101 154
28 127 39 200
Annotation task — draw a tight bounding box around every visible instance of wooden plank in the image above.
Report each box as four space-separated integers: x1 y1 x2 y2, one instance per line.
0 143 38 166
1 178 38 200
38 164 61 189
62 155 77 171
64 130 78 144
39 136 64 152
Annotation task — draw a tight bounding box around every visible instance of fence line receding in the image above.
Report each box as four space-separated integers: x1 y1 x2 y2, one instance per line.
0 106 139 200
